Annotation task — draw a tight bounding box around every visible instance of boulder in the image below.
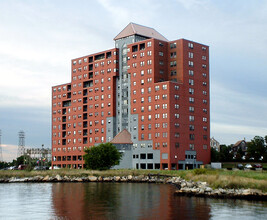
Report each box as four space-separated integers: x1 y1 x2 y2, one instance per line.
43 175 50 181
114 176 120 182
88 176 98 182
55 175 62 181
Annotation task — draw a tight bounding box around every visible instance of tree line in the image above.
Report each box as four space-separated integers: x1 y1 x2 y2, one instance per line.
211 135 267 162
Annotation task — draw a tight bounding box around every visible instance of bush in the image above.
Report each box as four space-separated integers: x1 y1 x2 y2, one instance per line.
193 168 207 175
83 143 122 170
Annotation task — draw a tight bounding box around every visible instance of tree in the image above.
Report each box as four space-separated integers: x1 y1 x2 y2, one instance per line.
210 147 219 162
247 136 266 161
219 145 233 162
235 147 244 161
83 143 122 170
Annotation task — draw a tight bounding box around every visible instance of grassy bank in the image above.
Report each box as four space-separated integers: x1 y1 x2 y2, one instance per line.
1 169 267 192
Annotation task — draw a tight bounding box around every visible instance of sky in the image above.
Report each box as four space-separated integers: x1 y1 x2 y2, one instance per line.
0 0 267 162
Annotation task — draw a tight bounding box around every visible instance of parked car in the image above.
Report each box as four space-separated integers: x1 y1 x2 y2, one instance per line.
245 164 252 169
253 164 262 168
18 164 28 170
237 164 244 169
50 166 61 170
34 166 49 170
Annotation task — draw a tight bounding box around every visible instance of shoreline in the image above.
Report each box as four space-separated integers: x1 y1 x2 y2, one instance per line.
1 174 267 201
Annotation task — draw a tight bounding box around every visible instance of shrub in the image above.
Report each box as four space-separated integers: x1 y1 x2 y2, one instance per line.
193 168 207 175
83 143 122 170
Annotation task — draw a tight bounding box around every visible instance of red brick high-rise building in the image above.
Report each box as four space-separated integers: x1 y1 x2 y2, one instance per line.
52 23 210 170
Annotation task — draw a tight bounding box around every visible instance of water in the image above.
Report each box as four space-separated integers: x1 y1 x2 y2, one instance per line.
0 183 266 220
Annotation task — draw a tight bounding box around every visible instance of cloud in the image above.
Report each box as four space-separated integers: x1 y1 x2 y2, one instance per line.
1 144 17 162
0 0 267 148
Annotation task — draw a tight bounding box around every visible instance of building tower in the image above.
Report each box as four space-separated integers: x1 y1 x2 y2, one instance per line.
0 129 3 162
17 130 25 158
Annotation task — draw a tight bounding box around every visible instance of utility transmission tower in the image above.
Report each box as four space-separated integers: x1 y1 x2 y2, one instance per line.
17 130 25 158
0 129 3 162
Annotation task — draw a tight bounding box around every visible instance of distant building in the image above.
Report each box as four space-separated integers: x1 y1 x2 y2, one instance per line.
210 137 220 152
25 148 52 161
232 140 247 156
51 23 210 170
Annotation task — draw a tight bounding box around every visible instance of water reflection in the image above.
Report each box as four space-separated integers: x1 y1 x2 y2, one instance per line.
51 183 211 219
0 183 266 219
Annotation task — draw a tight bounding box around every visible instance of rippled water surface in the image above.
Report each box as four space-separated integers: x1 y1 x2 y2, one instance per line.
0 183 266 219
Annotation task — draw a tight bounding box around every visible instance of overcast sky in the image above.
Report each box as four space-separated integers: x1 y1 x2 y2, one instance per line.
0 0 267 162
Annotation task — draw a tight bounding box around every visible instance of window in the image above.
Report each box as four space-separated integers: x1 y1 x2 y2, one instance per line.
170 43 176 49
162 84 167 90
189 116 195 121
203 117 207 122
189 79 194 85
189 134 195 140
189 97 194 103
189 106 194 112
141 116 144 121
170 61 177 67
147 153 153 159
162 132 167 138
189 125 194 131
147 41 152 47
171 70 176 76
188 42 194 48
141 134 144 140
141 106 144 112
170 52 176 58
189 61 194 67
189 88 194 94
141 97 144 103
188 52 193 58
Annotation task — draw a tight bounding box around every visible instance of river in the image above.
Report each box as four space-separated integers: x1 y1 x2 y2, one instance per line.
0 183 266 219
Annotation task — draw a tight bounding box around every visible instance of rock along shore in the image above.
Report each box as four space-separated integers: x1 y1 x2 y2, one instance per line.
1 175 266 201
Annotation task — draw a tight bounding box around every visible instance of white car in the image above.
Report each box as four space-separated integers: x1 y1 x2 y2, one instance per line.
245 164 252 169
49 166 61 170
